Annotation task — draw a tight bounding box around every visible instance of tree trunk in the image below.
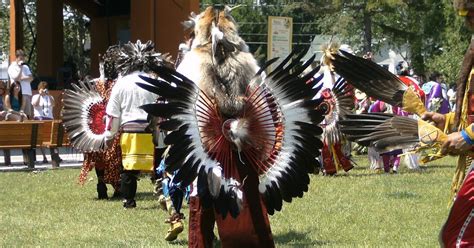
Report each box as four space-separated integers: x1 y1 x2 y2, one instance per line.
409 36 425 77
363 10 372 53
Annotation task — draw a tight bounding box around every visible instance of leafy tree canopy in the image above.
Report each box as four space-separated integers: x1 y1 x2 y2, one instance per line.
1 1 470 84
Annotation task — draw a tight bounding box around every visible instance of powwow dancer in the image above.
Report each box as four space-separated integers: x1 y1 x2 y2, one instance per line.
155 158 190 241
149 109 187 241
368 100 401 173
103 40 175 209
63 42 170 205
322 12 474 243
77 46 122 199
437 1 474 245
425 77 450 114
137 6 327 247
316 43 354 175
397 75 425 171
153 37 194 242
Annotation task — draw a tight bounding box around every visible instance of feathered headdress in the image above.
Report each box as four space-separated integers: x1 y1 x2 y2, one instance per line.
320 42 340 71
116 40 173 75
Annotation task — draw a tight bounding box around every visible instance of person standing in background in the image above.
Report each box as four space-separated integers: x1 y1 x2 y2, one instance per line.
447 84 457 111
424 72 450 114
0 80 11 166
0 81 7 120
7 49 33 119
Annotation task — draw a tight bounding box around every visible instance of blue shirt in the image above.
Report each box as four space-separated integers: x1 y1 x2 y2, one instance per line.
11 96 20 111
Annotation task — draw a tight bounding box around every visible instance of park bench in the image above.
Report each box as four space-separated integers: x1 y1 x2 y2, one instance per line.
0 120 71 168
0 121 43 168
39 120 70 168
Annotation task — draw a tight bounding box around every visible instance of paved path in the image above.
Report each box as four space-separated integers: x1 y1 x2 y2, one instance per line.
0 147 84 172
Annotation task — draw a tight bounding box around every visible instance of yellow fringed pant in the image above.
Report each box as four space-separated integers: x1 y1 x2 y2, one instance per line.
120 133 154 171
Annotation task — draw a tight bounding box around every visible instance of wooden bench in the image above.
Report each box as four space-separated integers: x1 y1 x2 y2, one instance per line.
0 121 44 168
39 120 70 167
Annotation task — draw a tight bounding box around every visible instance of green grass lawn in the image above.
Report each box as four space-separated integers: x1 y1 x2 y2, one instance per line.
0 155 456 247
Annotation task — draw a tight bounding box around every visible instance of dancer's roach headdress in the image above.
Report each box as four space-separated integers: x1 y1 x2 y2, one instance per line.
116 40 173 76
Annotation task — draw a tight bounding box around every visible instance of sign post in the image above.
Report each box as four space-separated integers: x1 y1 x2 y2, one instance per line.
267 16 293 70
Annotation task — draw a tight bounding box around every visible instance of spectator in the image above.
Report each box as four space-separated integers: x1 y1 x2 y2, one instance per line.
447 84 456 111
4 81 27 121
0 80 10 166
32 81 54 120
4 81 29 165
424 72 450 114
0 80 7 120
422 72 441 95
32 81 57 164
8 49 33 119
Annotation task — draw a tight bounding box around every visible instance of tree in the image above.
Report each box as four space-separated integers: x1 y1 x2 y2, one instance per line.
0 0 9 59
425 0 470 84
0 0 38 70
63 5 90 78
315 0 463 80
0 1 90 81
23 0 37 71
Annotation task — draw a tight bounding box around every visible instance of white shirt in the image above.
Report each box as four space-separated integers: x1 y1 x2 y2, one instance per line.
32 94 54 119
176 51 203 85
8 62 32 96
106 71 158 126
447 88 456 102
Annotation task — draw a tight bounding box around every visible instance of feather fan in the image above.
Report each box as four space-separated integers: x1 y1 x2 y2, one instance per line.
339 113 451 163
62 79 107 152
331 50 426 116
138 50 325 217
319 76 354 145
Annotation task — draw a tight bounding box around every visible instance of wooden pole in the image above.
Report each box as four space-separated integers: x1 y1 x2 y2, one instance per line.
9 0 23 63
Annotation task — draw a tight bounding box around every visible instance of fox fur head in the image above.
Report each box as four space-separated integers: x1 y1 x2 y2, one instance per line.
185 6 249 63
181 6 258 118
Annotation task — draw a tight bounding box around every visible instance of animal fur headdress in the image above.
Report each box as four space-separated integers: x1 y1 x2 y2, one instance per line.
183 5 248 63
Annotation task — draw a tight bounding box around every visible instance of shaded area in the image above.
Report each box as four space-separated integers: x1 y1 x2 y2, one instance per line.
387 191 419 199
274 230 331 247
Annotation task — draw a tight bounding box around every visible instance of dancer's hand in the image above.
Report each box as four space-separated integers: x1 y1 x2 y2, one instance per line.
440 132 471 155
421 111 446 130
